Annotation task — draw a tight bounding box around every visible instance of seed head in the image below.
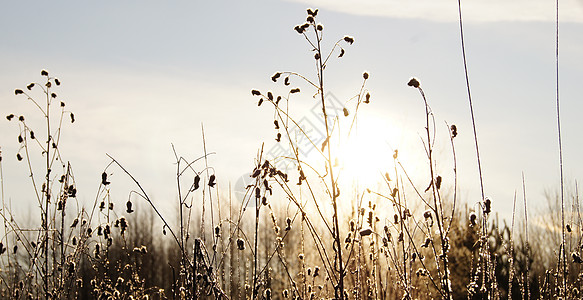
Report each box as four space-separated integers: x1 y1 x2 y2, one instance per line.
27 83 35 90
435 176 442 189
70 112 75 123
306 16 314 23
407 78 420 88
101 172 110 186
126 200 134 213
251 89 261 96
343 35 354 44
237 238 245 250
41 70 49 76
290 88 300 94
573 252 583 263
343 107 349 117
364 92 370 104
316 23 323 31
54 78 61 86
307 8 318 17
484 198 491 214
271 72 281 82
423 210 432 219
14 89 24 95
267 91 273 100
451 124 458 138
363 72 369 80
208 174 216 187
294 25 305 34
359 228 373 237
469 212 477 227
6 114 14 121
338 48 345 58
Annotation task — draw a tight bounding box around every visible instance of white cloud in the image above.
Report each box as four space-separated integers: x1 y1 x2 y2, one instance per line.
286 0 583 23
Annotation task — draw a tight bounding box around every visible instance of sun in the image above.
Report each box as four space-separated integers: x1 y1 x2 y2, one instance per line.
334 116 402 190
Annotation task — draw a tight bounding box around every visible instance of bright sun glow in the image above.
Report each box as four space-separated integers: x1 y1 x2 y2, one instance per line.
334 116 403 190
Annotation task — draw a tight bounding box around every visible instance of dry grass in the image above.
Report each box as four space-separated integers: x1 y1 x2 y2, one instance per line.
1 6 581 300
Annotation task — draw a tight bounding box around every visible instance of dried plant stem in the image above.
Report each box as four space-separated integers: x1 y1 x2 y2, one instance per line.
314 25 345 300
554 0 567 296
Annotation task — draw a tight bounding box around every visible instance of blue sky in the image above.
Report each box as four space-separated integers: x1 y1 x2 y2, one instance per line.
1 1 582 222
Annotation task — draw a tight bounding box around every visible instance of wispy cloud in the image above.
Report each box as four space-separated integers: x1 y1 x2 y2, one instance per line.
286 0 583 23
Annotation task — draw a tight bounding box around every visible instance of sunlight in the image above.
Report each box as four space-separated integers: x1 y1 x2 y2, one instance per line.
335 116 402 190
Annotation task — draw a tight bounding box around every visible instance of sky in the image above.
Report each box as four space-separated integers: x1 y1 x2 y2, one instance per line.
0 1 582 224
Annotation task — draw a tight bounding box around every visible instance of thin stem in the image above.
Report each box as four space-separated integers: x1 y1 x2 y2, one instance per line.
554 0 567 295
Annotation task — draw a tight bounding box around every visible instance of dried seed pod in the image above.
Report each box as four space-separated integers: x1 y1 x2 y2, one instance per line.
423 210 432 219
469 212 477 227
101 172 110 186
208 174 216 187
359 228 373 237
27 83 35 90
271 72 281 82
435 176 442 189
284 77 290 86
343 36 354 44
70 218 79 228
294 25 305 34
276 132 281 142
6 114 14 121
306 16 314 23
290 88 300 94
363 72 369 80
193 174 201 190
316 23 323 31
54 78 61 86
451 124 458 138
14 89 24 95
343 107 349 117
41 70 49 76
484 198 491 214
364 92 370 103
314 53 320 60
267 91 273 100
237 238 245 250
274 120 279 129
70 112 75 123
338 48 345 58
126 200 134 213
407 78 420 88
